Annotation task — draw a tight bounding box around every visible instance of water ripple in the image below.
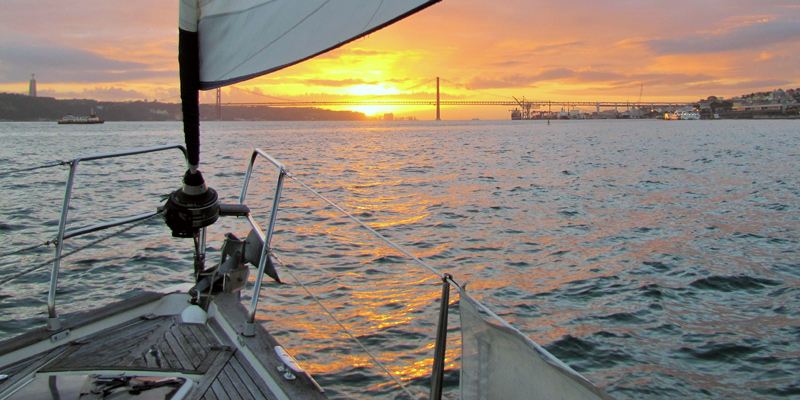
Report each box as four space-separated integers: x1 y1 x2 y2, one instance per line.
0 120 798 399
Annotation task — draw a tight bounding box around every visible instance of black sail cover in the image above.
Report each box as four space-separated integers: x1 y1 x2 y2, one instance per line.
178 0 440 167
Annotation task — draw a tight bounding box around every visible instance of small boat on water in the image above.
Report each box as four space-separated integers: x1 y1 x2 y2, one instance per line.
57 112 104 125
0 1 611 399
664 110 700 120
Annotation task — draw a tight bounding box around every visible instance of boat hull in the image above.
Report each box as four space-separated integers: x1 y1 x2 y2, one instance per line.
0 288 326 400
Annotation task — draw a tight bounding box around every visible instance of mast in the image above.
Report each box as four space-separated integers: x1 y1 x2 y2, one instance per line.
166 0 441 240
165 0 219 245
179 0 200 171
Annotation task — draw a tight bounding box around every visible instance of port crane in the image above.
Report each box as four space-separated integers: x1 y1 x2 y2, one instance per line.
511 96 535 120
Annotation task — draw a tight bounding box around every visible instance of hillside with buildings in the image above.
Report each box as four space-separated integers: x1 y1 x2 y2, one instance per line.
0 93 366 122
696 88 800 119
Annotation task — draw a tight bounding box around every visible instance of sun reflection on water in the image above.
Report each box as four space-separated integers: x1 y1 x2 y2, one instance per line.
4 121 794 398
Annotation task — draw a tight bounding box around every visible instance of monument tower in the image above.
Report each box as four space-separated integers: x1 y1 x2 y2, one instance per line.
28 74 37 97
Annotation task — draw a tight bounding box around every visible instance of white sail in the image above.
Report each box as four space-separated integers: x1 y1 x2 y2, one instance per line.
185 0 439 89
459 292 610 400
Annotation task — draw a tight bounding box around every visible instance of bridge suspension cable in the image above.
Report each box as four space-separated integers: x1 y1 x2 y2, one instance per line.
217 77 694 120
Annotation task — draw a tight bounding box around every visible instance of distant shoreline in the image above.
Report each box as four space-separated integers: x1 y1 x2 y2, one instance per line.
2 117 798 123
0 93 366 122
2 92 799 122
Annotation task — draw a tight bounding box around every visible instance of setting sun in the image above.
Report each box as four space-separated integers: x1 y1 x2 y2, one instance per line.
347 105 397 116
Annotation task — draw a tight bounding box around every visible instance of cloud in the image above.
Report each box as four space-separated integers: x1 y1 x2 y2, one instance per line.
219 85 294 103
467 68 574 89
466 68 715 90
523 41 583 56
0 41 174 83
466 68 634 89
486 42 585 68
633 72 714 86
554 75 792 99
646 17 800 54
304 47 393 63
344 48 390 56
686 79 791 91
303 78 374 87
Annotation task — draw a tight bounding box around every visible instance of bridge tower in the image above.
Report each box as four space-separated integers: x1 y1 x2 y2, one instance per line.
436 77 441 121
215 88 222 120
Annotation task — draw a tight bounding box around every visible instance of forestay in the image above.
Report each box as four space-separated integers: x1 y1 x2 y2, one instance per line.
459 291 611 400
186 0 439 89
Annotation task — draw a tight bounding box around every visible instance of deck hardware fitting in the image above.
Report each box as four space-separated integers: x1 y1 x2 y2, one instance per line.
50 329 70 343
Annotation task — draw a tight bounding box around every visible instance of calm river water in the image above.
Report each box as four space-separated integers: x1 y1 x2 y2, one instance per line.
0 120 798 399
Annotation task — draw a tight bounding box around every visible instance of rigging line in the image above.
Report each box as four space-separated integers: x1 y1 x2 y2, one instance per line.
200 0 279 20
401 79 435 93
0 212 162 286
361 0 385 32
278 163 579 392
286 173 537 338
0 240 53 259
272 253 423 400
287 174 445 279
0 160 68 177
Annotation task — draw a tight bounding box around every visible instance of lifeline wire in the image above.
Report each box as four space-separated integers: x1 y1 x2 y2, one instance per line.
287 173 445 279
0 212 162 285
0 160 69 176
0 240 53 259
286 171 539 346
272 253 423 400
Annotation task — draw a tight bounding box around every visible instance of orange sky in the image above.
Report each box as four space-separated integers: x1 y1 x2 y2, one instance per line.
1 0 799 119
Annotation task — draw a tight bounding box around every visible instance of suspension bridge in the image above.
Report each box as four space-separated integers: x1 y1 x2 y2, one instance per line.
213 77 694 120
